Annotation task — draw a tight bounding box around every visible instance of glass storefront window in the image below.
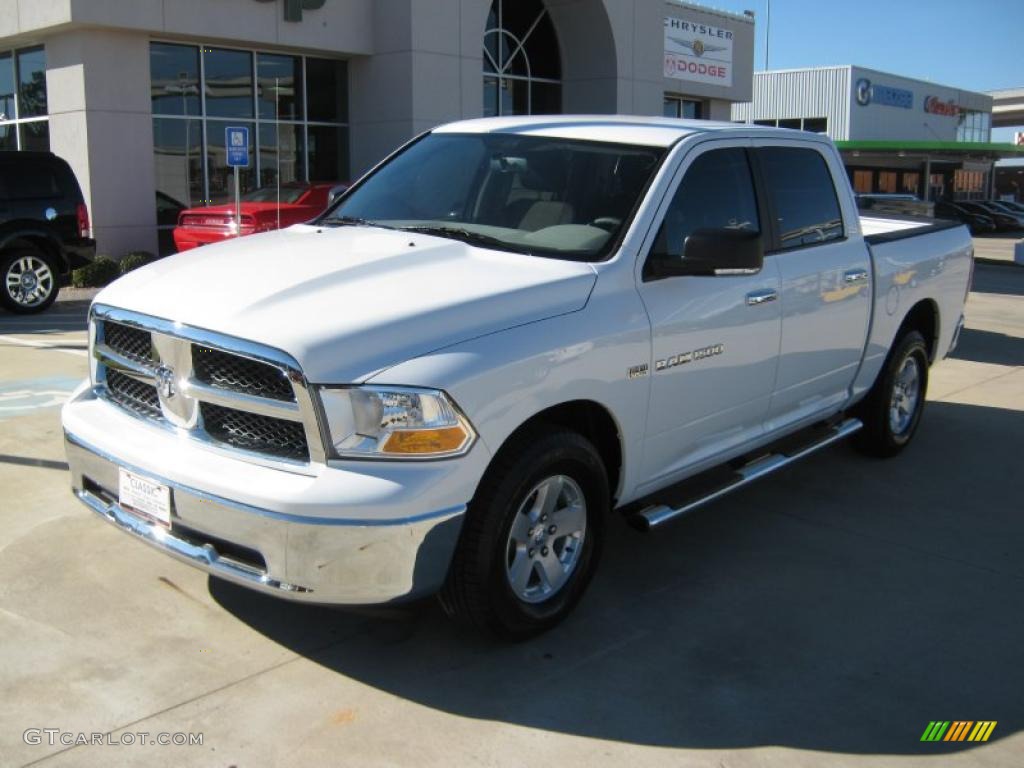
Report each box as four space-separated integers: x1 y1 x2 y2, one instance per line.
902 172 920 195
0 53 14 120
16 47 46 118
0 46 49 151
150 43 201 116
307 125 348 182
19 120 48 151
259 122 304 187
482 0 561 116
306 58 347 123
258 54 303 121
878 171 897 193
204 47 254 119
150 43 349 252
852 170 873 193
153 118 205 208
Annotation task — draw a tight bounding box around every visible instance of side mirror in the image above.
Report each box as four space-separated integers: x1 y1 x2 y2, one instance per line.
327 184 349 206
676 228 764 277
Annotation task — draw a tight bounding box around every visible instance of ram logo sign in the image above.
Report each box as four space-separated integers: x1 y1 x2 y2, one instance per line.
253 0 326 22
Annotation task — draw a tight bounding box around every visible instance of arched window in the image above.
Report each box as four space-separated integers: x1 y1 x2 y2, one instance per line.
483 0 561 117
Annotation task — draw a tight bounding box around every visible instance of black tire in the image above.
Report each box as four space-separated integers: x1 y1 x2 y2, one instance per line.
0 248 60 314
854 330 929 458
440 426 608 639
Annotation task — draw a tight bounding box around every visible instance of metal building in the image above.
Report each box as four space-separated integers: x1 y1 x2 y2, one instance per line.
733 65 1024 202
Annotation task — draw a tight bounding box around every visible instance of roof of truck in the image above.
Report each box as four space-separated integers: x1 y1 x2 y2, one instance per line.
433 115 797 148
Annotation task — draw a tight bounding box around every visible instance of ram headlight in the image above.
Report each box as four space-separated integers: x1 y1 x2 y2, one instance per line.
318 386 475 459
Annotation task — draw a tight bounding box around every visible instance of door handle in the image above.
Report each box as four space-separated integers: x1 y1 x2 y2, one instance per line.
746 289 778 306
844 269 869 285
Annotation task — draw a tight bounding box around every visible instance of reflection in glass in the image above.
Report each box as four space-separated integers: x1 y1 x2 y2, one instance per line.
258 54 302 121
153 118 204 208
0 123 15 150
150 42 201 116
308 125 347 182
0 53 14 120
206 121 256 204
204 48 253 119
16 47 47 118
306 58 347 122
259 122 304 188
19 120 48 151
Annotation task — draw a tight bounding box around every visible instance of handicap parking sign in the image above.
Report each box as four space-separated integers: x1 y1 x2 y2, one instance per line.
226 126 249 167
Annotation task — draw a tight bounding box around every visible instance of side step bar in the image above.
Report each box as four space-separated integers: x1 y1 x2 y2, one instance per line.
629 418 863 532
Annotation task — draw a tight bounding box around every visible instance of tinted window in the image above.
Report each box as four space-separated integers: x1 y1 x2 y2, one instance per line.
8 160 60 199
645 147 760 279
306 58 347 123
758 147 844 249
257 54 302 121
0 52 14 120
203 48 253 119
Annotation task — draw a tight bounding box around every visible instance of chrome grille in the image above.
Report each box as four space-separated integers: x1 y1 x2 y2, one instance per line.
193 346 295 402
91 306 324 467
201 403 309 461
104 322 152 362
105 369 161 419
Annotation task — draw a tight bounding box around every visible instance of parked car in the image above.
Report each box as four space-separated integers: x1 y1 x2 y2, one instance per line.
854 193 932 217
934 201 998 235
172 182 347 252
984 199 1024 217
0 151 95 313
958 201 1024 231
156 191 186 256
64 117 972 638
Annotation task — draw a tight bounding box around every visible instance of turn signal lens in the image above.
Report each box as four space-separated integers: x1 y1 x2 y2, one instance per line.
381 426 470 455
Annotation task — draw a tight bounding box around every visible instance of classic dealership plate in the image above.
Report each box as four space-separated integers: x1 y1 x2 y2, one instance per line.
118 468 171 528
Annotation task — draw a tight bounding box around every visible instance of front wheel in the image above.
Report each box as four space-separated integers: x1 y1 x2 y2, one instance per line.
854 330 929 457
1 249 59 314
440 427 608 639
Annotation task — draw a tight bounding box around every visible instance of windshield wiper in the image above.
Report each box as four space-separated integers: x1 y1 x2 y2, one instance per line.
320 215 393 229
397 224 531 253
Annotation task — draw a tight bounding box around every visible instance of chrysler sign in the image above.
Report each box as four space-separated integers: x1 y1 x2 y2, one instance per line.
664 17 734 87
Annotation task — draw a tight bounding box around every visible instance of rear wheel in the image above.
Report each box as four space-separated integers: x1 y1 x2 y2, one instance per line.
1 248 59 314
854 330 929 457
440 427 607 639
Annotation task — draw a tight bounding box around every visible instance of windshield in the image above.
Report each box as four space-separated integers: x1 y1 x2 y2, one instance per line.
319 133 665 260
242 186 307 204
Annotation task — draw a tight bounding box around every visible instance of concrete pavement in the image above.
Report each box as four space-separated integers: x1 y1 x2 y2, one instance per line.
1 264 1022 767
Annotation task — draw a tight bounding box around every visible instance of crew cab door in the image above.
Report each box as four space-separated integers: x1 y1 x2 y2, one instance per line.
751 142 872 430
635 142 782 491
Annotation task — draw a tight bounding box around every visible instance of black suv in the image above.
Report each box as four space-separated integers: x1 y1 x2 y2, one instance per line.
0 152 96 313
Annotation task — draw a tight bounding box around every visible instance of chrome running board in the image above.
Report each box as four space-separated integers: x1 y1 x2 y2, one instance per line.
630 418 863 532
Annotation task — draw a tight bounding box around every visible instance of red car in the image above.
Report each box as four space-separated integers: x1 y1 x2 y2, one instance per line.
173 182 347 252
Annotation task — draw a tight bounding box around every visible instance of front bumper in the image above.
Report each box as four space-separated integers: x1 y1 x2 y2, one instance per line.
63 388 486 605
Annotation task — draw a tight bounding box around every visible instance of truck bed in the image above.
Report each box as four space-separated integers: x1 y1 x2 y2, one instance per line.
859 213 963 245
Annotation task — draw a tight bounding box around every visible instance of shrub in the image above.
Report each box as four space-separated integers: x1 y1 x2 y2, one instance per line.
71 256 120 288
120 250 157 275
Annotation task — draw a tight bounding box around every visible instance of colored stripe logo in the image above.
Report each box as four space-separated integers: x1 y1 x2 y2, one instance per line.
920 721 997 742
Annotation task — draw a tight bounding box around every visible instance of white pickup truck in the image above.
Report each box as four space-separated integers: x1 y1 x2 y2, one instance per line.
63 116 972 638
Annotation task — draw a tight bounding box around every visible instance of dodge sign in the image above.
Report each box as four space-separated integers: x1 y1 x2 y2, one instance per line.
664 16 733 87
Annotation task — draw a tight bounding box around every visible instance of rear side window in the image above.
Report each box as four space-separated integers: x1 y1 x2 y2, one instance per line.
757 147 844 250
645 147 760 279
7 160 62 200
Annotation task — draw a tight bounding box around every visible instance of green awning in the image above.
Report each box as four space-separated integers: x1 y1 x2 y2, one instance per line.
835 140 1024 157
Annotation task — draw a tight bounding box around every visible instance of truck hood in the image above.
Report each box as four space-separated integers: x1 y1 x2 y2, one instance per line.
96 225 597 382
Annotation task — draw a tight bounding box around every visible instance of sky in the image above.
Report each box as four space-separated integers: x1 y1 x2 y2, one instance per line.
701 0 1024 140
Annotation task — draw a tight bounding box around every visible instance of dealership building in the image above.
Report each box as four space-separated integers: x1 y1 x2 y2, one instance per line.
0 0 754 256
732 65 1024 203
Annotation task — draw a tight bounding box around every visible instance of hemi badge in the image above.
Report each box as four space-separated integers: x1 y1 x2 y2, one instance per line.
627 364 649 379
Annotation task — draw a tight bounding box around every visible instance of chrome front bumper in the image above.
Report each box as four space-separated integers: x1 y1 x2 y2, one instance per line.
65 432 466 605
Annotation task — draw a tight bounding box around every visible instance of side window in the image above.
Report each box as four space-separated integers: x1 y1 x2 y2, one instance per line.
645 147 759 280
10 160 62 200
758 147 844 250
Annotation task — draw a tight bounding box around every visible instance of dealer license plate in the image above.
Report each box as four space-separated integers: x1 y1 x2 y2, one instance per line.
118 468 171 528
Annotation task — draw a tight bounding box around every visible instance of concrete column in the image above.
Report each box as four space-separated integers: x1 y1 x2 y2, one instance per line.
46 29 157 258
